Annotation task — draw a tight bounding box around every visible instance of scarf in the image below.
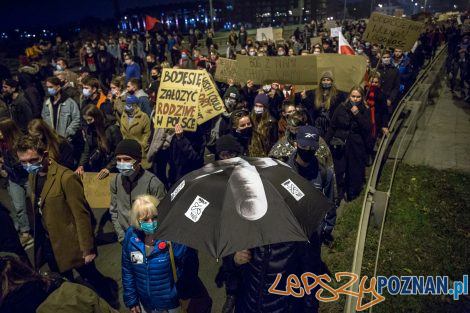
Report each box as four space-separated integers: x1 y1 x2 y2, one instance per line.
367 86 377 138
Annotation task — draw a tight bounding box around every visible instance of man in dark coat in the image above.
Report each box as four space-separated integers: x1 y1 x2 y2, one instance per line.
1 79 33 131
377 52 400 112
0 203 31 266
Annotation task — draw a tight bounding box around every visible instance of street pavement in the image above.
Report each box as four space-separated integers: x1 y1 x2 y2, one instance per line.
404 86 470 173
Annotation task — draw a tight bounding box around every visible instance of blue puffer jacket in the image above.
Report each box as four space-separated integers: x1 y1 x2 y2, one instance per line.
122 227 187 310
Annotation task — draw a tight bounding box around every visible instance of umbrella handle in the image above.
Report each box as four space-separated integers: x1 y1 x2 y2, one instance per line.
168 241 178 282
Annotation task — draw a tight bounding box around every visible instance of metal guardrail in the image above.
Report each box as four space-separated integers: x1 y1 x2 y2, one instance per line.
343 45 448 313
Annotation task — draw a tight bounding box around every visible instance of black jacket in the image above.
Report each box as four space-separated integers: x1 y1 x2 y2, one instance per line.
79 122 122 171
230 238 322 313
5 92 33 131
378 64 400 104
168 125 207 186
325 101 372 160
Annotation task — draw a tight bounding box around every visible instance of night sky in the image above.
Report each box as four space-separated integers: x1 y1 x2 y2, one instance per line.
0 0 187 30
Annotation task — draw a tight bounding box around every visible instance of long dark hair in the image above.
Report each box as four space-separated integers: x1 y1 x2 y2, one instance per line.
0 119 23 151
81 104 109 154
27 119 62 161
0 256 52 306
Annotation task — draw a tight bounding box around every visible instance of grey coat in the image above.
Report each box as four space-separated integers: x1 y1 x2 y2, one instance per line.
109 169 166 242
42 96 81 139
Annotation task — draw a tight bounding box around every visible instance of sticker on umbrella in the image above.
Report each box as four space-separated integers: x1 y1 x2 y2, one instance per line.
281 179 305 201
171 180 185 201
185 196 210 222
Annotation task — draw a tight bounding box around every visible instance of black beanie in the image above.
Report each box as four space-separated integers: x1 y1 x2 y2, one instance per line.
115 139 142 161
216 135 243 155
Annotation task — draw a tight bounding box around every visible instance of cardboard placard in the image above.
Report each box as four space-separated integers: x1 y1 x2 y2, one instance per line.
215 58 238 83
256 27 283 41
197 74 226 124
315 54 368 92
236 55 318 85
394 9 404 18
154 69 203 131
82 173 116 209
330 27 342 37
311 36 323 46
362 12 426 51
256 27 274 41
324 20 337 30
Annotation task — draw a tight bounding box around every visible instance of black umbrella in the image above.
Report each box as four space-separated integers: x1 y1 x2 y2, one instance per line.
156 157 331 259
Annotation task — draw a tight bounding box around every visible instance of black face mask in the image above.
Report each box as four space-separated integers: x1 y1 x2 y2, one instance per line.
287 131 297 143
297 148 316 163
238 127 253 139
128 90 135 95
151 75 159 81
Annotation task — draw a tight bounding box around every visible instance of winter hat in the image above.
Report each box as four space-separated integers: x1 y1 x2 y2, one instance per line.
296 126 320 151
216 135 243 155
3 79 19 89
320 71 334 81
254 93 269 107
126 95 139 105
115 139 142 161
224 86 240 100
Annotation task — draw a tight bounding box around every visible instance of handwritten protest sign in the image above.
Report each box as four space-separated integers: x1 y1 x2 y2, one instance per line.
311 37 323 46
316 54 368 92
154 69 203 131
330 27 342 37
363 12 425 51
215 58 238 83
198 73 225 124
82 173 116 209
256 27 283 41
236 55 317 85
257 27 274 41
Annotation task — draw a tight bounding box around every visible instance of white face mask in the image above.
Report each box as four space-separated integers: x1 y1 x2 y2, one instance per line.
254 107 264 114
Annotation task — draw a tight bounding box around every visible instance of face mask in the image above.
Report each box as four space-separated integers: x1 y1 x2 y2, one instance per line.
23 161 43 175
313 51 320 55
125 104 134 115
357 49 364 54
382 58 391 65
321 82 332 89
238 127 252 139
116 161 135 176
56 65 63 71
181 54 188 59
249 51 256 56
83 88 92 97
297 148 316 163
224 99 236 111
128 89 135 95
350 99 361 105
48 87 58 96
278 52 285 56
140 220 158 234
111 89 118 96
254 107 264 115
86 50 92 55
151 75 159 81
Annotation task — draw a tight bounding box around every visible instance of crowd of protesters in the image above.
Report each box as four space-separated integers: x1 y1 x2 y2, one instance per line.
0 12 464 313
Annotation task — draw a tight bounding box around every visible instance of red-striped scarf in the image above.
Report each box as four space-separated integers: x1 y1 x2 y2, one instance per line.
367 86 377 138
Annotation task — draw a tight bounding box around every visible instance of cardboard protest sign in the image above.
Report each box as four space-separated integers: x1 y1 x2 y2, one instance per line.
256 27 274 41
330 27 342 37
311 36 323 46
154 69 203 131
463 19 470 33
215 58 238 83
363 12 425 51
394 9 404 18
198 73 225 124
236 55 317 85
82 173 116 209
316 54 368 92
273 28 283 41
324 20 336 30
